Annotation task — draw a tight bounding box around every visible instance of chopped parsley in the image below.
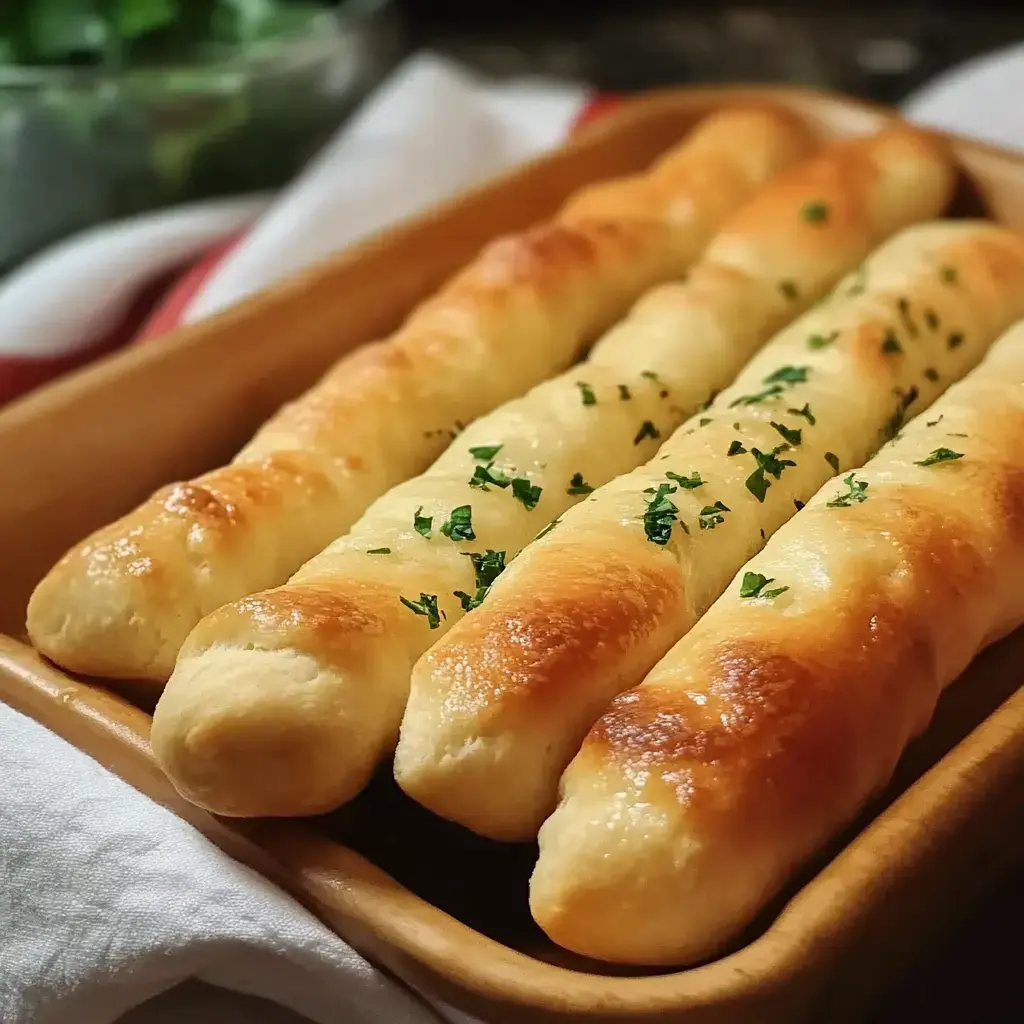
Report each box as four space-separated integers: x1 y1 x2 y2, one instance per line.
634 420 661 444
641 370 661 382
618 383 631 401
746 445 797 503
926 414 944 427
916 447 964 467
728 440 747 456
642 482 680 545
794 499 805 511
924 367 939 383
414 506 433 538
400 593 444 629
779 279 799 301
455 548 508 610
924 308 940 331
469 444 502 461
940 265 958 284
827 473 869 508
666 470 703 489
698 389 719 411
740 571 789 600
948 332 964 350
441 505 476 541
511 478 542 510
698 501 730 530
567 472 593 495
787 403 815 425
576 381 597 406
730 384 784 408
771 421 802 446
801 200 828 223
470 462 512 491
882 385 920 441
367 547 391 555
881 331 902 355
808 330 840 350
765 365 809 386
699 416 713 427
825 451 840 473
897 296 918 337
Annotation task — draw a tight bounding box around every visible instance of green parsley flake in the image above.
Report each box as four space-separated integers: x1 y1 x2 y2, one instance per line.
924 367 939 383
470 462 512 490
441 505 475 541
808 330 840 350
367 547 391 555
511 478 542 510
665 470 703 489
698 501 730 530
454 549 508 610
414 507 433 538
618 384 631 401
883 386 919 441
642 483 679 545
801 200 828 223
827 473 869 508
948 332 964 350
924 308 940 331
699 416 713 427
916 447 964 467
794 499 805 511
881 331 902 355
765 365 809 385
825 451 840 473
567 472 593 495
740 571 789 600
771 421 802 446
779 280 799 301
728 440 747 456
787 403 815 425
940 265 958 284
634 420 661 444
577 381 597 406
746 445 797 503
926 414 944 427
469 444 503 461
400 593 444 629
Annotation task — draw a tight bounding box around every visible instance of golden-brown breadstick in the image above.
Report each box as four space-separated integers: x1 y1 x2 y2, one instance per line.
28 107 812 683
531 317 1024 965
398 220 1024 841
148 126 952 819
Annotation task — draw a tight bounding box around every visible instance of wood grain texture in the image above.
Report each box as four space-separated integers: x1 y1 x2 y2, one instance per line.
2 85 1024 1024
398 218 1024 842
531 318 1024 966
25 107 813 685
149 125 955 820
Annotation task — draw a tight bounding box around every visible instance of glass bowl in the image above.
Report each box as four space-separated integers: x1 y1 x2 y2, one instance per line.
0 0 403 273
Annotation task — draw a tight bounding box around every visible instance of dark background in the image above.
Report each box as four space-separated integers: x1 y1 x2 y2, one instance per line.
389 3 1024 1023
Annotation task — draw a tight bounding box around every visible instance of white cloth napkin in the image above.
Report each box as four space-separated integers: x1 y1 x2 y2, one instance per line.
0 52 586 1024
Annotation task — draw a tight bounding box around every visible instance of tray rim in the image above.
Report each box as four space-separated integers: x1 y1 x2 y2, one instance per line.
3 83 1024 1021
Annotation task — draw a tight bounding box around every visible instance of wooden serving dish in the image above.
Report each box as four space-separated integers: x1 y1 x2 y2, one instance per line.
2 86 1024 1023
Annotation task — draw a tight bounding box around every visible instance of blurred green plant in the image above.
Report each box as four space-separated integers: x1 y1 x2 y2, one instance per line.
0 1 333 67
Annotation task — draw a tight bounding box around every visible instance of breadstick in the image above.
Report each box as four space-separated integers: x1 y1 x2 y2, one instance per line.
149 127 953 818
531 317 1024 965
27 107 811 683
399 220 1024 841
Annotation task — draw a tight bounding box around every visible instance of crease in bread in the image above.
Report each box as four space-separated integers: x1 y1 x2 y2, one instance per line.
397 219 1024 842
26 106 813 683
529 316 1024 966
147 126 954 819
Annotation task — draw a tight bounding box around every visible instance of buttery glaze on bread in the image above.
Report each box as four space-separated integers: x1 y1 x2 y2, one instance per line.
531 318 1024 966
26 107 813 684
149 127 954 818
397 220 1024 842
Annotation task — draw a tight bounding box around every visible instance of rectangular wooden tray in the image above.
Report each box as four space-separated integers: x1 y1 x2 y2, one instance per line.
2 85 1024 1024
